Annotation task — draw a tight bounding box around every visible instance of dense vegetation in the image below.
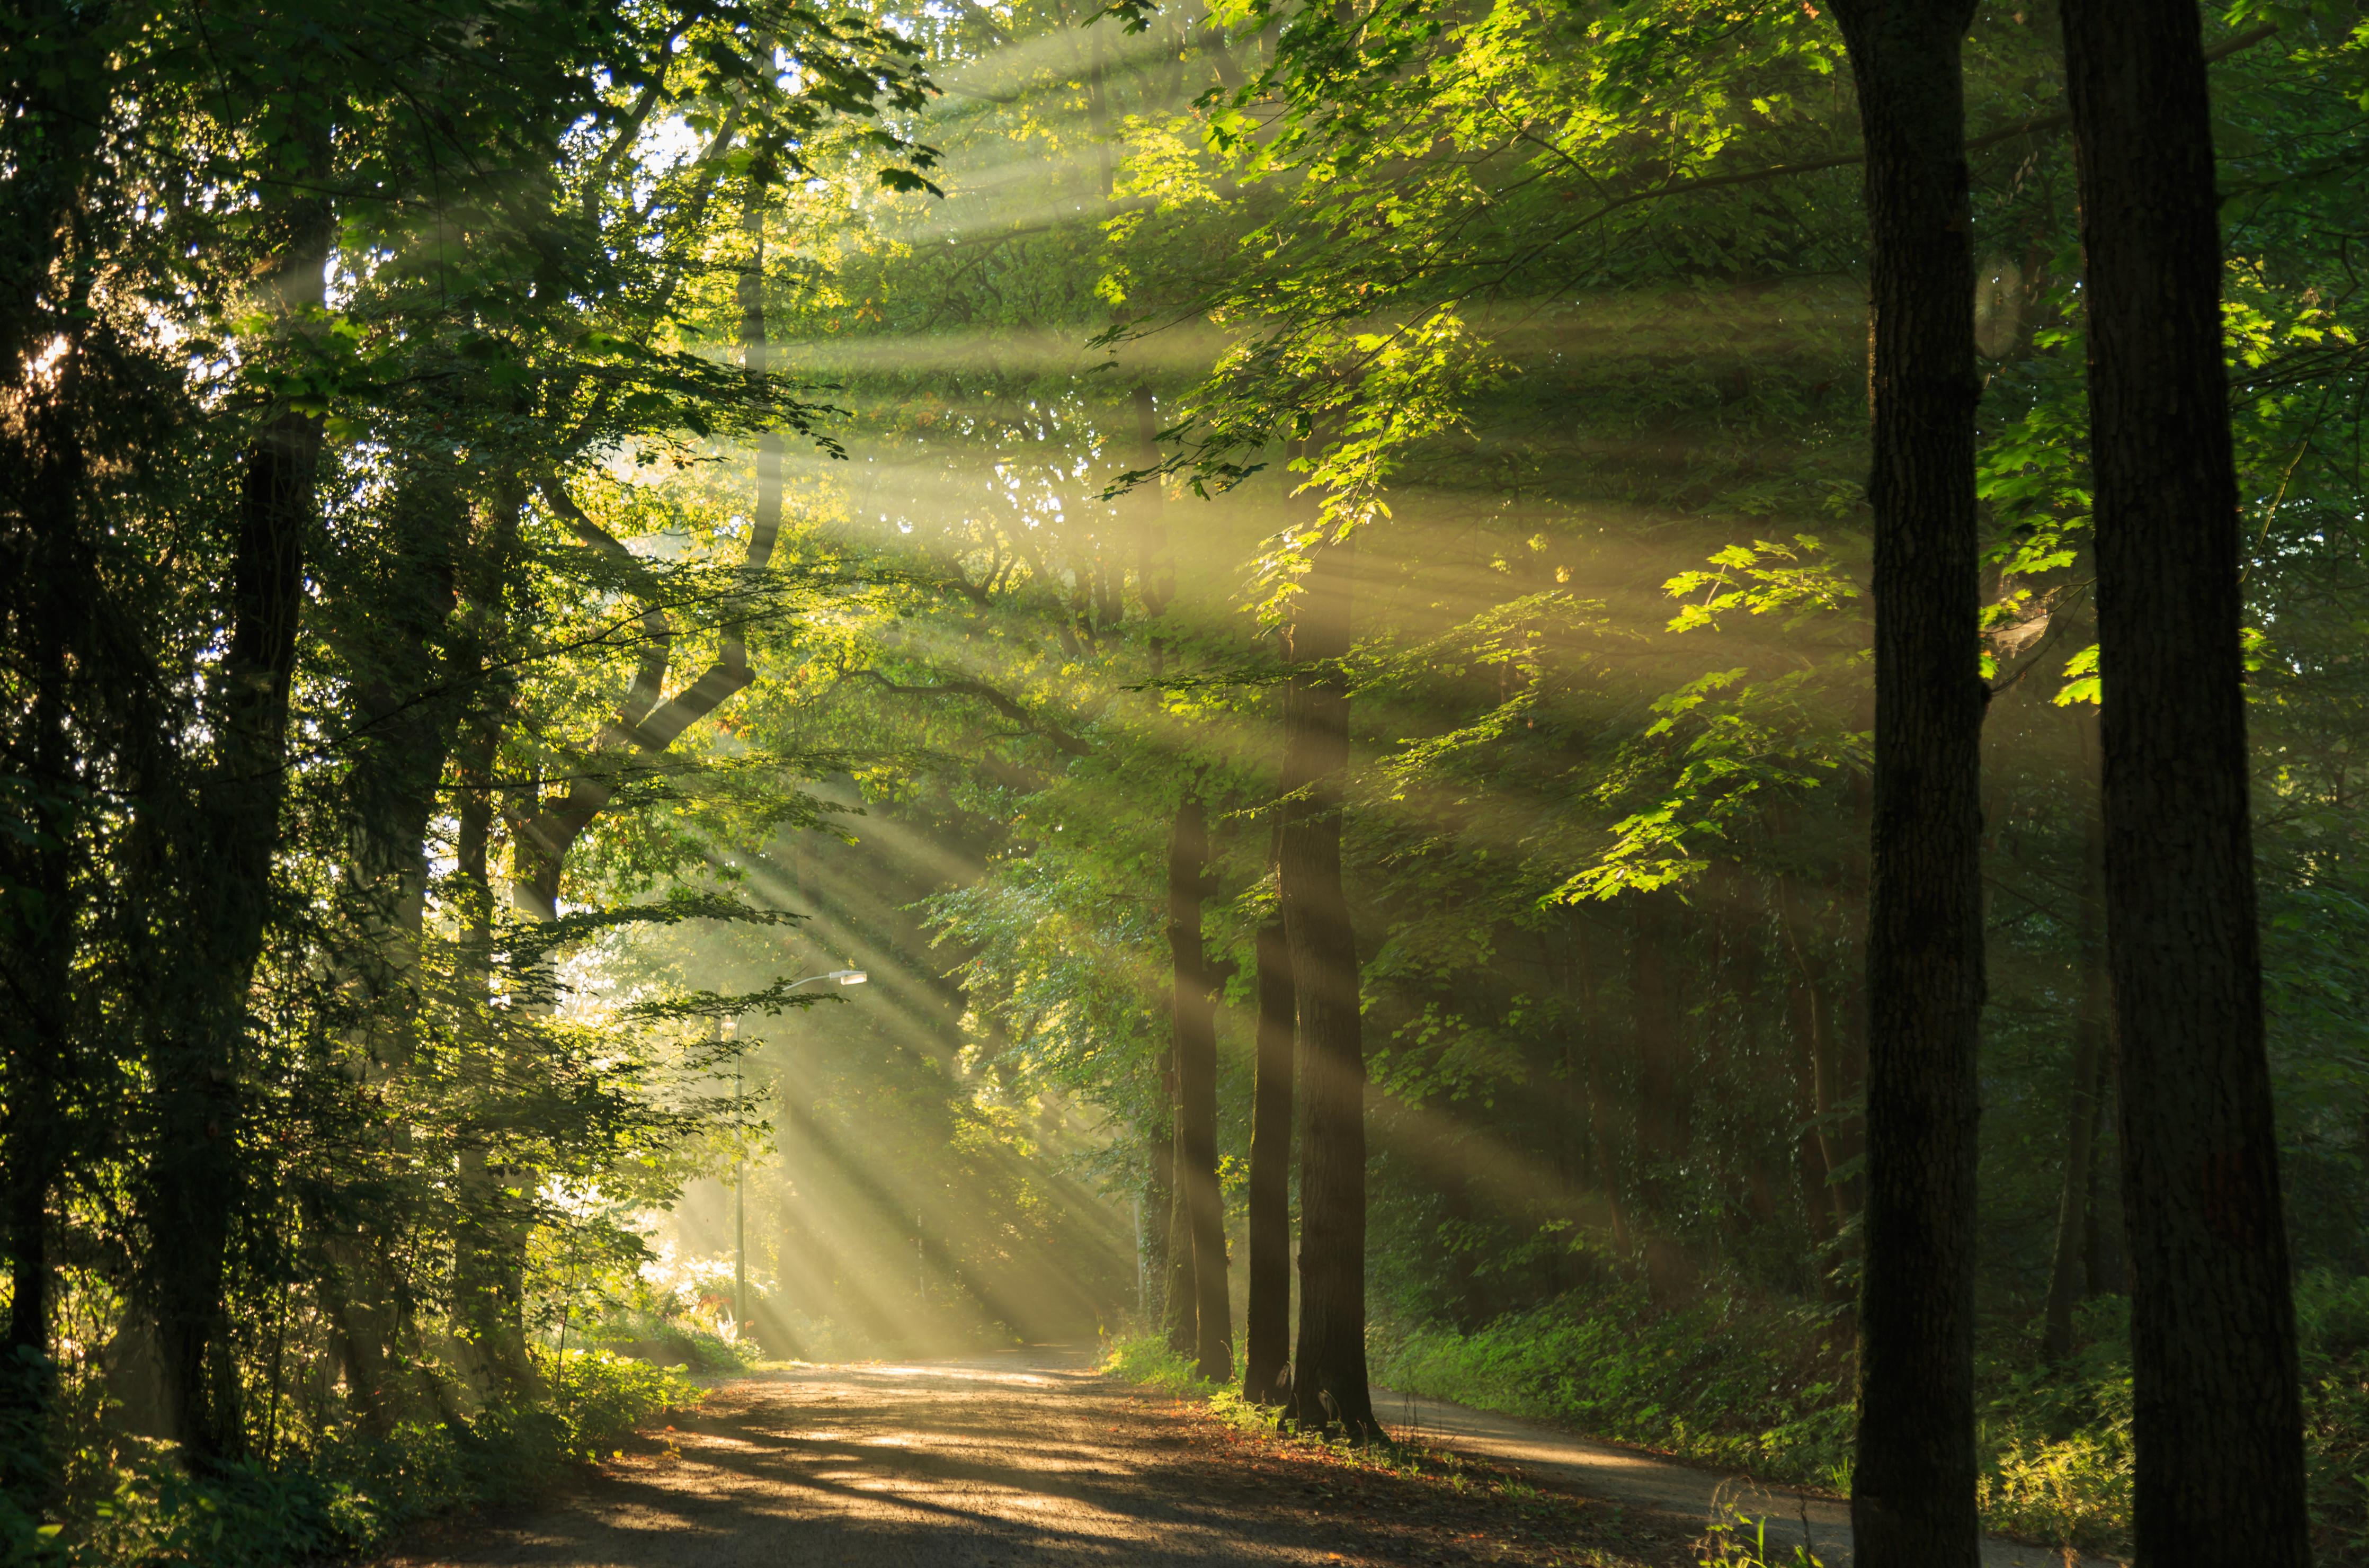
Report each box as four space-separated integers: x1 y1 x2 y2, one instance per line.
3 0 2364 1562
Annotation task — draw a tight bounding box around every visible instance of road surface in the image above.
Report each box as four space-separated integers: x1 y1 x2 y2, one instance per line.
385 1351 2112 1567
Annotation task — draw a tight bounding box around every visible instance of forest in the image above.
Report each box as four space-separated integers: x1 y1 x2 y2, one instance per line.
2 0 2365 1563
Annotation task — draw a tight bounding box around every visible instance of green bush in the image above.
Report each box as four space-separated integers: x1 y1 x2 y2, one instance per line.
1370 1282 1857 1493
1370 1275 2369 1563
23 1351 695 1567
1100 1335 1225 1398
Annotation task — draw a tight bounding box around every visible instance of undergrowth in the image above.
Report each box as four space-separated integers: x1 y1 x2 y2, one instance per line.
1 1350 696 1566
1367 1270 2369 1564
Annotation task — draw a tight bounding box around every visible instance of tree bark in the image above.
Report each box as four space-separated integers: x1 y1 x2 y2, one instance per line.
0 29 114 1496
1280 531 1376 1436
1242 860 1296 1404
2056 4 2310 1559
509 188 786 918
1168 796 1232 1383
0 332 94 1511
1826 3 1988 1561
146 135 336 1463
2042 707 2109 1365
1164 1113 1197 1357
1144 1098 1176 1335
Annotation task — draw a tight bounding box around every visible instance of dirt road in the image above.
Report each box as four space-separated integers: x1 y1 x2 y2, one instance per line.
385 1350 1694 1567
386 1352 2110 1567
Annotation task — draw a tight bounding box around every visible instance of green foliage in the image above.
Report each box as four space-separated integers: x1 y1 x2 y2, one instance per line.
13 1354 690 1567
1101 1335 1227 1400
1374 1274 2369 1561
1372 1285 1858 1495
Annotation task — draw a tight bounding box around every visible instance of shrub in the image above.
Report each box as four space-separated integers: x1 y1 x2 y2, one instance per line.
25 1350 696 1566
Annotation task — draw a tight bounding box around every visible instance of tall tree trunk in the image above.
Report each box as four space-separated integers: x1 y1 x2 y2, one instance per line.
0 345 92 1510
1242 854 1296 1404
1827 3 1987 1562
1168 796 1231 1383
2056 5 2310 1559
320 458 467 1428
1144 1101 1176 1334
1629 892 1693 1300
1086 25 1115 199
450 478 533 1397
147 136 336 1463
497 186 788 1366
1164 1115 1197 1356
2042 708 2109 1364
1280 531 1375 1436
1781 890 1845 1243
0 20 113 1496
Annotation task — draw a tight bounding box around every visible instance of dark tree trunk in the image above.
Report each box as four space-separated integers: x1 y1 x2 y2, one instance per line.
1781 904 1843 1241
147 145 336 1463
450 479 530 1397
2057 5 2310 1559
1578 911 1633 1257
1629 896 1688 1172
1629 892 1694 1300
1827 3 1988 1562
1168 796 1231 1383
1280 532 1376 1436
0 336 95 1510
1242 872 1296 1404
2082 1079 2124 1296
2042 708 2109 1365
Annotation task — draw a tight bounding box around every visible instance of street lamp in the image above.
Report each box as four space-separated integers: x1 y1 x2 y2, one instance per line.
733 967 870 1340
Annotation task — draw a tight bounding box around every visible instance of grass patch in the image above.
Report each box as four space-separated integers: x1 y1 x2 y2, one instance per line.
1370 1285 1856 1494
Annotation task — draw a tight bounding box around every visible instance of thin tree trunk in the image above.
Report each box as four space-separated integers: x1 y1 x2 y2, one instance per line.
2042 708 2109 1364
1243 830 1296 1403
1168 796 1231 1382
509 184 785 917
1086 25 1115 199
1280 530 1376 1436
1164 1113 1197 1357
1578 910 1633 1257
1629 892 1693 1300
2056 5 2310 1558
1827 3 1987 1561
1130 386 1174 616
1145 1087 1179 1341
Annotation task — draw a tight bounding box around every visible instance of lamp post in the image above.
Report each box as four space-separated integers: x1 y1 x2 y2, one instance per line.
733 968 867 1340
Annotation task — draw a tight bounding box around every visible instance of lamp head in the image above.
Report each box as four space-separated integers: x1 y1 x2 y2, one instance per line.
834 969 868 985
